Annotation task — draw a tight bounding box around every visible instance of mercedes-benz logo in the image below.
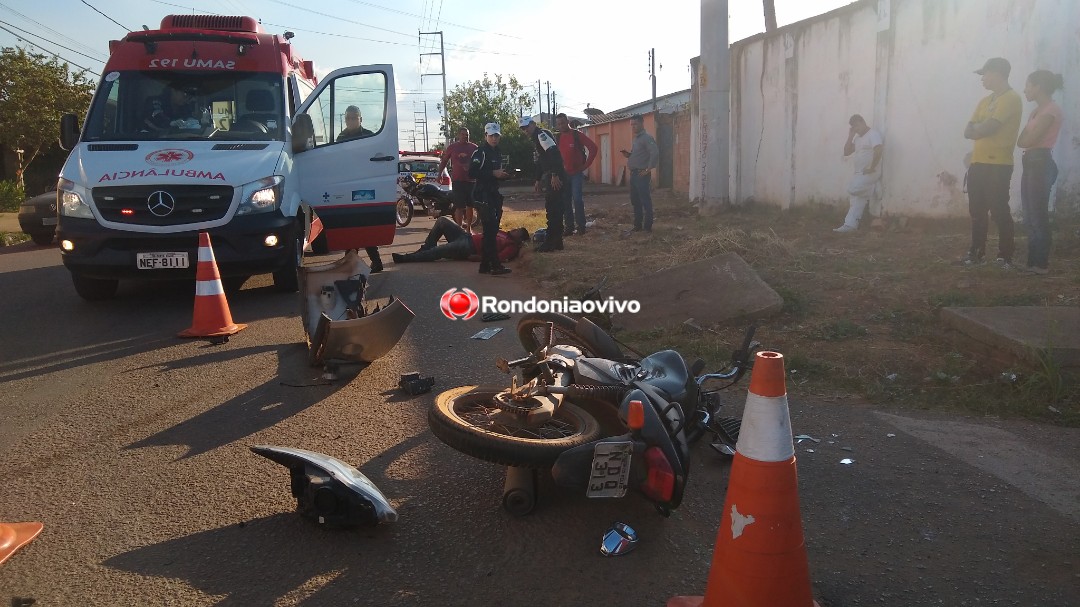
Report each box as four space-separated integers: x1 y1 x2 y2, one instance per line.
147 191 177 217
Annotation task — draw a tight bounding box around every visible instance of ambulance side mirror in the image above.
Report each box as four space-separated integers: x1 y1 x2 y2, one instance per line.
292 114 315 154
60 114 80 151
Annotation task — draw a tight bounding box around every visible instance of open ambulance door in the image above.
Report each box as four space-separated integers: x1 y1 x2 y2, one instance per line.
294 65 399 253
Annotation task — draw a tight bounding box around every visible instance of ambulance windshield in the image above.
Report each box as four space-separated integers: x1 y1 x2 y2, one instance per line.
84 71 286 142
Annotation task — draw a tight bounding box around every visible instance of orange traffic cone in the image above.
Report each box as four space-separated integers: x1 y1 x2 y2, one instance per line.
669 351 819 607
178 232 246 338
0 521 43 565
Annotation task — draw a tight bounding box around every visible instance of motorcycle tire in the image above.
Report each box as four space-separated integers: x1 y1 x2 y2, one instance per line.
429 386 602 468
516 312 619 358
396 196 414 227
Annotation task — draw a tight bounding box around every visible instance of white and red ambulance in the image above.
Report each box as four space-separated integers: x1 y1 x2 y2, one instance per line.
57 14 398 300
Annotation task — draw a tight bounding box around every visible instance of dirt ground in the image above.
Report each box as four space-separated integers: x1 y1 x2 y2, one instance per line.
500 183 1080 427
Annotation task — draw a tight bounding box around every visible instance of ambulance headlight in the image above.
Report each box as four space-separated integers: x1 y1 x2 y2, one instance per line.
57 178 94 219
238 175 284 215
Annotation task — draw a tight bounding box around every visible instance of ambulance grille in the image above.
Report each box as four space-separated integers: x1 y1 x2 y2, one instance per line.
92 185 235 226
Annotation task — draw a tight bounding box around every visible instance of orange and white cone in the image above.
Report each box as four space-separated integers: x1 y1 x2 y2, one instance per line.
0 521 43 565
669 351 819 607
178 232 246 338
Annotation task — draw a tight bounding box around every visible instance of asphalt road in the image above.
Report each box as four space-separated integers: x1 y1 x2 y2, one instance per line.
1 216 1079 606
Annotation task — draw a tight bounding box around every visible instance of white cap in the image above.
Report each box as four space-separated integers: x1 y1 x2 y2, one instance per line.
518 115 534 128
484 122 501 136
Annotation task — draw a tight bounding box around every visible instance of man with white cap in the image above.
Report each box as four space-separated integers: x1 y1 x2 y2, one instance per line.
469 122 513 275
519 115 567 252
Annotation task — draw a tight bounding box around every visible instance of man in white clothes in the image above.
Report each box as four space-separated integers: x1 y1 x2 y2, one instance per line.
834 114 884 232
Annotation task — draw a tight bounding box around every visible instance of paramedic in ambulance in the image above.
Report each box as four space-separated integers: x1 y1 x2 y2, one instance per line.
142 83 206 132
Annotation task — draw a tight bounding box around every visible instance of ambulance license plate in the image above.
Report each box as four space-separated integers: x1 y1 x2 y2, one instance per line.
137 252 189 270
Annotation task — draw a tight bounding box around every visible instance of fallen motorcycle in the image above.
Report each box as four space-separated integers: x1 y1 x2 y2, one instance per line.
428 312 758 516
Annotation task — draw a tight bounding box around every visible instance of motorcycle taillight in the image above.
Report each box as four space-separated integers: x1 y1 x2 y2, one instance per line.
641 447 675 502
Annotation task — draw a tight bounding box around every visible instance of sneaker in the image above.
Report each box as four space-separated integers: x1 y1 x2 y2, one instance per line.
833 225 856 233
994 257 1013 270
391 253 406 263
478 264 491 274
565 229 576 237
487 265 512 276
960 252 984 266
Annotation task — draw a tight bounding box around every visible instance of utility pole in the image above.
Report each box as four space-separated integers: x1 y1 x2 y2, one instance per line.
419 31 448 146
413 101 429 151
545 81 551 127
552 92 557 121
649 48 657 111
537 79 542 119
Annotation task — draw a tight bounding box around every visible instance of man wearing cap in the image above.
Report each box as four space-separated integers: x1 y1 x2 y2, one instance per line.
962 57 1022 268
519 116 567 252
469 122 513 275
620 114 660 233
337 105 375 141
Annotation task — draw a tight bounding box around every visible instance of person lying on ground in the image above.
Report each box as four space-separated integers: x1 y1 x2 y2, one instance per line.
391 216 529 265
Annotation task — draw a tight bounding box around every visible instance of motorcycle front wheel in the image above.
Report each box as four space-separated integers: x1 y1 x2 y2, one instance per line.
396 196 414 227
429 386 601 467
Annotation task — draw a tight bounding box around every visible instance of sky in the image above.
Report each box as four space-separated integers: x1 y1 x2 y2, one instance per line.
0 0 851 147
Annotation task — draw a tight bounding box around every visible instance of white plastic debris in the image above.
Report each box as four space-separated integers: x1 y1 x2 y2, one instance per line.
840 458 855 465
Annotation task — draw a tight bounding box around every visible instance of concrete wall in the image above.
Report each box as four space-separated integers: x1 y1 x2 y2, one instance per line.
729 0 1080 216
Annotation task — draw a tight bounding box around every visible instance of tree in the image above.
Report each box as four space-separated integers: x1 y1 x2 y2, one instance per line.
0 47 95 189
441 73 536 173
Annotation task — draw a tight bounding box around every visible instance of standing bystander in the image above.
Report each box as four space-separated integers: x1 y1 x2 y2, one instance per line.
962 57 1023 268
620 114 659 233
555 114 598 235
1016 70 1065 275
834 114 884 233
470 123 513 275
439 127 479 232
520 116 567 252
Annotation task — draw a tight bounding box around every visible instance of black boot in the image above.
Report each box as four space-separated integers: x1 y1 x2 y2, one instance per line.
487 265 511 276
366 247 383 273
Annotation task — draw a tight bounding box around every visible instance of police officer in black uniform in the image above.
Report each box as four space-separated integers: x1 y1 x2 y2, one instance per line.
519 116 567 252
470 122 512 275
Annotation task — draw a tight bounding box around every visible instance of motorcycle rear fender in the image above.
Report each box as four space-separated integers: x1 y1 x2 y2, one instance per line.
551 433 647 490
619 385 690 509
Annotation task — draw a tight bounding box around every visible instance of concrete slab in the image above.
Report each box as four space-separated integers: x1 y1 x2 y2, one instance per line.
0 213 20 233
941 306 1080 368
605 252 783 332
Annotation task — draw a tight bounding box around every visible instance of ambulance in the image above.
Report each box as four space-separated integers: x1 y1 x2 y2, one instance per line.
57 14 399 300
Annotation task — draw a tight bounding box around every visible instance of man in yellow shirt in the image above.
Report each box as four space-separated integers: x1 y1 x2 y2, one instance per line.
962 57 1022 268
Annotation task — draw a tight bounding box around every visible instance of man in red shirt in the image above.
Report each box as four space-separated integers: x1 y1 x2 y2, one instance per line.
439 127 479 232
555 113 599 235
390 216 529 267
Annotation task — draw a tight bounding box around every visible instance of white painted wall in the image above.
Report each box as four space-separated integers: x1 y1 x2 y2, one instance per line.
729 0 1080 217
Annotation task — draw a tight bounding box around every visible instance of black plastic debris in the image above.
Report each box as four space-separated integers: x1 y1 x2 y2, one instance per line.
399 372 435 395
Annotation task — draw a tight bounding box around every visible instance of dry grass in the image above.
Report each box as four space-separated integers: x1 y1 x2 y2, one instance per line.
503 185 1080 426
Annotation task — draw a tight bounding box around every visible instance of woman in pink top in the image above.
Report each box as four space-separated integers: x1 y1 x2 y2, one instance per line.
1016 70 1065 274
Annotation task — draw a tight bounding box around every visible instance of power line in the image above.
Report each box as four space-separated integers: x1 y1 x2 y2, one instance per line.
0 19 106 65
0 23 100 75
339 0 523 40
0 2 109 60
79 0 129 32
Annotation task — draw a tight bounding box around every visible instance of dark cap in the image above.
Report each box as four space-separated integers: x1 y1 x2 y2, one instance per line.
975 57 1011 77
